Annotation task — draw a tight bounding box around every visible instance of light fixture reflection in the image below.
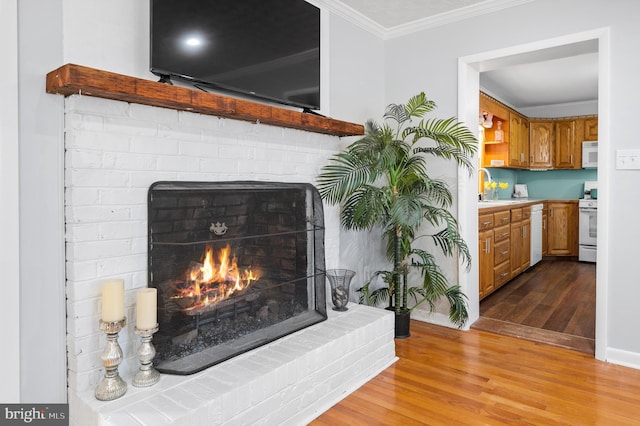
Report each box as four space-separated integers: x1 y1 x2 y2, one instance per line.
186 37 201 47
181 34 206 53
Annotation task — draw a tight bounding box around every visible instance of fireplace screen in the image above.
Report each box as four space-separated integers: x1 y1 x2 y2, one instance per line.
148 181 327 375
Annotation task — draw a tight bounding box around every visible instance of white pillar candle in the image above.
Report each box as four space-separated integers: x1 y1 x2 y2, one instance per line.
136 288 157 330
102 279 125 322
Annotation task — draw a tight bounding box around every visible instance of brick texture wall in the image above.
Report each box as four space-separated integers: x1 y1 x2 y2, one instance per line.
63 95 395 425
64 95 342 392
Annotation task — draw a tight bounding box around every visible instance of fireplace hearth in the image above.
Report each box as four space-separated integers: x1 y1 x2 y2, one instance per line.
148 181 327 375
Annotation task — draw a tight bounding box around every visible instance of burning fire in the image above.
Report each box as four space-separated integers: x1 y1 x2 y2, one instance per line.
172 245 260 311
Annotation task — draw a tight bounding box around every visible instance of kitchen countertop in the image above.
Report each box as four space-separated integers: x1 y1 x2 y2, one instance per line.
477 198 576 211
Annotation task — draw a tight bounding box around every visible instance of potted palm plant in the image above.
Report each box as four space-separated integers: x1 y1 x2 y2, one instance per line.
317 92 477 337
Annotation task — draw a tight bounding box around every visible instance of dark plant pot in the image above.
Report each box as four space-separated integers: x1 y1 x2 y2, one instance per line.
386 307 411 338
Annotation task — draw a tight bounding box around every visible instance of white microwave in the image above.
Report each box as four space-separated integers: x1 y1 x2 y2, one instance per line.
582 141 598 168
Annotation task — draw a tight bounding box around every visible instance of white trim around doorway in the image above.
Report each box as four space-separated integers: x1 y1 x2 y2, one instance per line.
457 27 610 361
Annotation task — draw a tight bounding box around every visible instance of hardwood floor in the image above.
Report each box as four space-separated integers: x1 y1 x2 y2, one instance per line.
475 259 596 354
310 320 640 425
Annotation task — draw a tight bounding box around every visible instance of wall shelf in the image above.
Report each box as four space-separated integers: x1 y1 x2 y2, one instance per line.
46 64 365 137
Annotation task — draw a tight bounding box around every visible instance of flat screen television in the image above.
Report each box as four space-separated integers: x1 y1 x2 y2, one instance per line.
150 0 321 111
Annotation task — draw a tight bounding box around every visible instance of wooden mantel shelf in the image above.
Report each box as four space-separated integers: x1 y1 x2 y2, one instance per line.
46 64 365 137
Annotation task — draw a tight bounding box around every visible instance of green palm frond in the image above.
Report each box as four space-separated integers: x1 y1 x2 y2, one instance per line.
384 92 436 126
317 151 376 204
416 145 476 171
358 271 393 306
341 186 389 230
390 194 426 229
419 178 453 208
445 286 469 328
431 228 472 270
406 117 478 174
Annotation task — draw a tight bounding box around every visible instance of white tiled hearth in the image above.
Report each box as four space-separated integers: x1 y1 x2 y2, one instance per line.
63 94 396 425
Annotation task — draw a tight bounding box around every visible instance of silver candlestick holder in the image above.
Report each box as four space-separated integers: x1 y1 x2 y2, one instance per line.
132 324 160 387
95 318 128 401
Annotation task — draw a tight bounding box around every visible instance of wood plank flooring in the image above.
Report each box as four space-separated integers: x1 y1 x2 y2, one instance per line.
310 320 640 425
476 259 596 354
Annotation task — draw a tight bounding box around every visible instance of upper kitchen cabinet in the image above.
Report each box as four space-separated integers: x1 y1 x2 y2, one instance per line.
480 92 510 168
554 119 581 169
582 116 599 141
508 111 530 168
479 92 596 170
529 120 554 169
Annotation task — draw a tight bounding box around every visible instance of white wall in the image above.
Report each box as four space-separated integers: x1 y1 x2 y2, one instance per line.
0 0 21 403
17 0 67 402
384 0 640 362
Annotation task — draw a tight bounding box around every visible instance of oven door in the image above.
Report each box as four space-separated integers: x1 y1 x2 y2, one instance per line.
579 207 597 246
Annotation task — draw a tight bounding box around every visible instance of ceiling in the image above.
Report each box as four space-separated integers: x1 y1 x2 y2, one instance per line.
331 0 599 110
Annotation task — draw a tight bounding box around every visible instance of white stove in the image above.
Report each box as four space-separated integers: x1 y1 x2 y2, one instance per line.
579 198 597 209
579 181 597 262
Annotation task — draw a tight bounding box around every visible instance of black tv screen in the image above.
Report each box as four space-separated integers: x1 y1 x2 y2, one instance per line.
151 0 321 110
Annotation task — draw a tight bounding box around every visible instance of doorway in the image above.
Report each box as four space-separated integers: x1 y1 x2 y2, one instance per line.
457 29 610 361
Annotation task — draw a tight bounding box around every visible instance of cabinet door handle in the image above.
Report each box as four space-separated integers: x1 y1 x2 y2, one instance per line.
570 154 573 165
523 225 527 238
543 218 547 230
486 238 491 254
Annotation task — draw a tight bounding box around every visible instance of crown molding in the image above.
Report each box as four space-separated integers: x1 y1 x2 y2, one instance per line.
311 0 536 40
307 0 388 38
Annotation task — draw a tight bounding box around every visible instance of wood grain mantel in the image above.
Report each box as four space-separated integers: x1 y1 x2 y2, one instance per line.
46 64 365 137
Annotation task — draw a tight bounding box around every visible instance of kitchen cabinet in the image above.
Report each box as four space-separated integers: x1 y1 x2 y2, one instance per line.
510 207 531 276
583 117 598 141
542 206 548 256
529 120 554 169
547 201 578 255
554 120 581 169
479 229 494 299
478 212 496 299
479 200 577 301
480 93 510 168
509 111 529 168
479 210 512 299
493 225 511 288
480 91 598 171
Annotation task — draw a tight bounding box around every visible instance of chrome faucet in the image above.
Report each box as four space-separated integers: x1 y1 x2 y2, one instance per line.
479 168 492 200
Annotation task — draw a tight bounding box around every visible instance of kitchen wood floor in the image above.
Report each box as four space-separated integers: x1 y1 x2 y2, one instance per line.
310 320 640 425
474 259 596 354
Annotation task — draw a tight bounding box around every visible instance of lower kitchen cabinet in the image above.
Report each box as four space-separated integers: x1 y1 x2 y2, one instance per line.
479 229 494 299
493 238 511 288
510 208 531 277
547 201 578 255
478 201 578 301
542 207 548 256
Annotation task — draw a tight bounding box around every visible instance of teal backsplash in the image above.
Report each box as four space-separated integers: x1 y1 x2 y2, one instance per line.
487 168 598 200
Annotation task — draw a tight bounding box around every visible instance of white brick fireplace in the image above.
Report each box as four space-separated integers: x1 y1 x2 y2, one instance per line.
63 94 396 425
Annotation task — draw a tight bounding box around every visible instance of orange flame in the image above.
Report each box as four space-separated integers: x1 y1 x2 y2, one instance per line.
172 245 260 311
